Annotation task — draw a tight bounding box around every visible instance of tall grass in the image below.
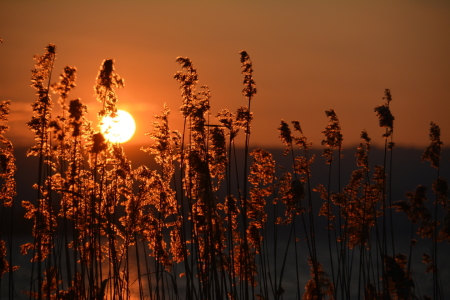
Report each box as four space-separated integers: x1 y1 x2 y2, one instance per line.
0 43 449 299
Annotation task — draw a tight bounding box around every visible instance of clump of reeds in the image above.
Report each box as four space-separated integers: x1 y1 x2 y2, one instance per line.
0 44 448 300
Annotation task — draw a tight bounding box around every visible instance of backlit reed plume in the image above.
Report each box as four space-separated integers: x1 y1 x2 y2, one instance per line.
0 100 16 207
422 122 442 170
22 44 58 300
319 109 343 296
278 120 293 157
382 254 414 299
374 89 396 286
237 50 257 299
302 258 334 300
321 109 343 164
239 51 257 102
421 121 445 299
95 59 124 118
0 99 18 300
27 44 57 156
374 89 394 141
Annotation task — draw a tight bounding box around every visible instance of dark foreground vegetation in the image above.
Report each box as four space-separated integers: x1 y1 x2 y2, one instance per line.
0 44 449 299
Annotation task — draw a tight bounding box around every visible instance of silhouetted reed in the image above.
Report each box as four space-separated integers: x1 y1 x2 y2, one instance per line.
0 44 448 300
0 99 18 300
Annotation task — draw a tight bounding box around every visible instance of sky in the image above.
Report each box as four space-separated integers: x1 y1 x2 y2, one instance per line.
1 0 449 150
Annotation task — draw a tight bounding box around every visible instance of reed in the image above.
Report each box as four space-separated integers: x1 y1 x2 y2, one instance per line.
0 44 448 300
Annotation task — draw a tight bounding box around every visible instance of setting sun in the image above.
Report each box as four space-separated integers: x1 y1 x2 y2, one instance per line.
100 110 136 143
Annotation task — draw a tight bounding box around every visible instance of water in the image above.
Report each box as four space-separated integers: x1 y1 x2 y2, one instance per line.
2 146 449 299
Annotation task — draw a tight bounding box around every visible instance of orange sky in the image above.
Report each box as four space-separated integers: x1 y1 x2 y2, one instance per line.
1 0 449 149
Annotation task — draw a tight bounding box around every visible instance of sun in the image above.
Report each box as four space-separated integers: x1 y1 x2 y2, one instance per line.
100 110 136 143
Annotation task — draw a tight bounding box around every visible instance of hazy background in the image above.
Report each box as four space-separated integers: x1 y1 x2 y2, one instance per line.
1 2 450 297
1 0 449 149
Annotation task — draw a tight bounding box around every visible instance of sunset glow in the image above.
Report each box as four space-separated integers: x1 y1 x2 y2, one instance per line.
100 110 136 143
1 1 449 299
